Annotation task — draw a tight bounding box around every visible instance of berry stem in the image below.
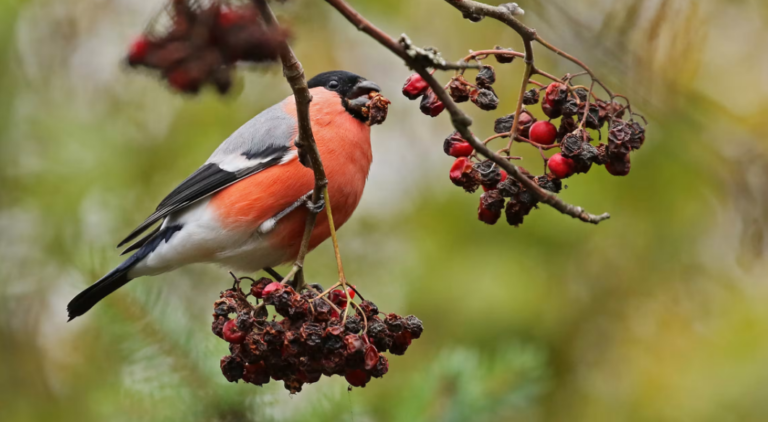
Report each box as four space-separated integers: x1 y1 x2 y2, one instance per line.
506 42 535 153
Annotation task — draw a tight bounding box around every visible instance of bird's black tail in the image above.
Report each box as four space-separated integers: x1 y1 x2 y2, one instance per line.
67 265 134 321
67 224 183 321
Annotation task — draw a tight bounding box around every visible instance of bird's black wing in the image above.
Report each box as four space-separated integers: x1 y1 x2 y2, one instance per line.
117 145 292 248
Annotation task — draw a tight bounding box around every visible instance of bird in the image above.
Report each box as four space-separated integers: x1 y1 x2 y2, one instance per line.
67 70 382 321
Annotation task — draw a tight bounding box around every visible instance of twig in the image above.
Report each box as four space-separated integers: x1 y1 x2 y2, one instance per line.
324 0 611 225
253 0 347 289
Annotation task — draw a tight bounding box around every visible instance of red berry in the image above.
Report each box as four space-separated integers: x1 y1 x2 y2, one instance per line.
443 132 474 157
329 287 356 306
529 121 558 145
262 282 282 298
345 369 371 388
547 153 575 179
222 319 246 344
449 157 472 185
166 68 197 93
402 73 429 100
478 205 502 225
419 89 445 117
128 36 151 65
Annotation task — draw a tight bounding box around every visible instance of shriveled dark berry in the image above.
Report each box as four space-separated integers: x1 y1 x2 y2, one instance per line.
359 300 379 319
628 121 646 150
384 313 406 333
523 88 540 105
220 355 245 382
606 153 631 176
475 65 496 86
474 160 502 190
497 178 522 198
419 89 445 117
369 354 389 378
345 369 371 387
574 87 589 102
561 132 585 158
322 325 345 352
449 157 482 193
471 87 499 111
494 111 535 136
404 315 424 339
213 297 236 317
300 322 324 350
212 316 227 339
250 277 272 299
344 315 363 334
448 76 471 103
536 175 562 194
561 98 579 117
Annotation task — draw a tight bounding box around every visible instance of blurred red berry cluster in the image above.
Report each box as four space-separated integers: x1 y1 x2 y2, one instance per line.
213 277 423 393
127 0 289 94
402 47 647 227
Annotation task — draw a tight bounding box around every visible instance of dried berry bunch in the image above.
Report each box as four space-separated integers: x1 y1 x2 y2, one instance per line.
127 0 289 94
402 47 647 227
213 276 423 393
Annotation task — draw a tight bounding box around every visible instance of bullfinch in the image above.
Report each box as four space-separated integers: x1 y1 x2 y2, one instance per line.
67 70 381 320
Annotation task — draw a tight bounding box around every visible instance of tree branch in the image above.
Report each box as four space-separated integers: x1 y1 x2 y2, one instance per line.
253 0 345 288
324 0 610 224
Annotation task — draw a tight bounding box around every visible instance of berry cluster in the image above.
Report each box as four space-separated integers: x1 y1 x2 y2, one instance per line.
212 277 423 393
127 0 289 94
403 47 646 227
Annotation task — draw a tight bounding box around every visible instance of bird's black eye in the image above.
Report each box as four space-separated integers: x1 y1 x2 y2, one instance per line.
327 80 340 90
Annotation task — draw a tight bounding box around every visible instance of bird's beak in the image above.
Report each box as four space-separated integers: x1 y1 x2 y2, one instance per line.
346 80 381 100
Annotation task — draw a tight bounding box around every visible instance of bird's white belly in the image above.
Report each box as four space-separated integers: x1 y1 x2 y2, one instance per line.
129 198 288 278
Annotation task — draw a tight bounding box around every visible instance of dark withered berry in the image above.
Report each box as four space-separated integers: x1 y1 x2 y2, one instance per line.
420 89 445 117
574 87 589 102
212 316 227 339
541 101 563 119
505 199 533 227
493 45 516 63
344 315 363 334
518 189 538 207
312 298 332 322
475 65 496 86
448 76 471 103
300 322 323 350
213 297 236 317
220 355 245 382
367 317 393 352
536 175 562 194
243 362 270 386
235 311 254 332
498 178 522 198
389 331 412 356
474 160 502 190
561 132 585 158
494 110 535 136
523 88 540 105
322 325 345 352
577 102 606 130
384 313 405 333
561 97 579 117
404 315 424 339
628 121 646 150
557 117 578 142
471 87 499 111
359 300 379 319
263 321 285 346
606 153 631 176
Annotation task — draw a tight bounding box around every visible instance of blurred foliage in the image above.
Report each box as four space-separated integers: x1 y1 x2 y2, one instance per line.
1 0 768 421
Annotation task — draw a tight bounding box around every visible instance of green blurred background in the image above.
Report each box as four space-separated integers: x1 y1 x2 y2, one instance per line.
2 0 768 421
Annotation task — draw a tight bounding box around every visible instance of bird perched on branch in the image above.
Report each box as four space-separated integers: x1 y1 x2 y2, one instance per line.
67 70 381 320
